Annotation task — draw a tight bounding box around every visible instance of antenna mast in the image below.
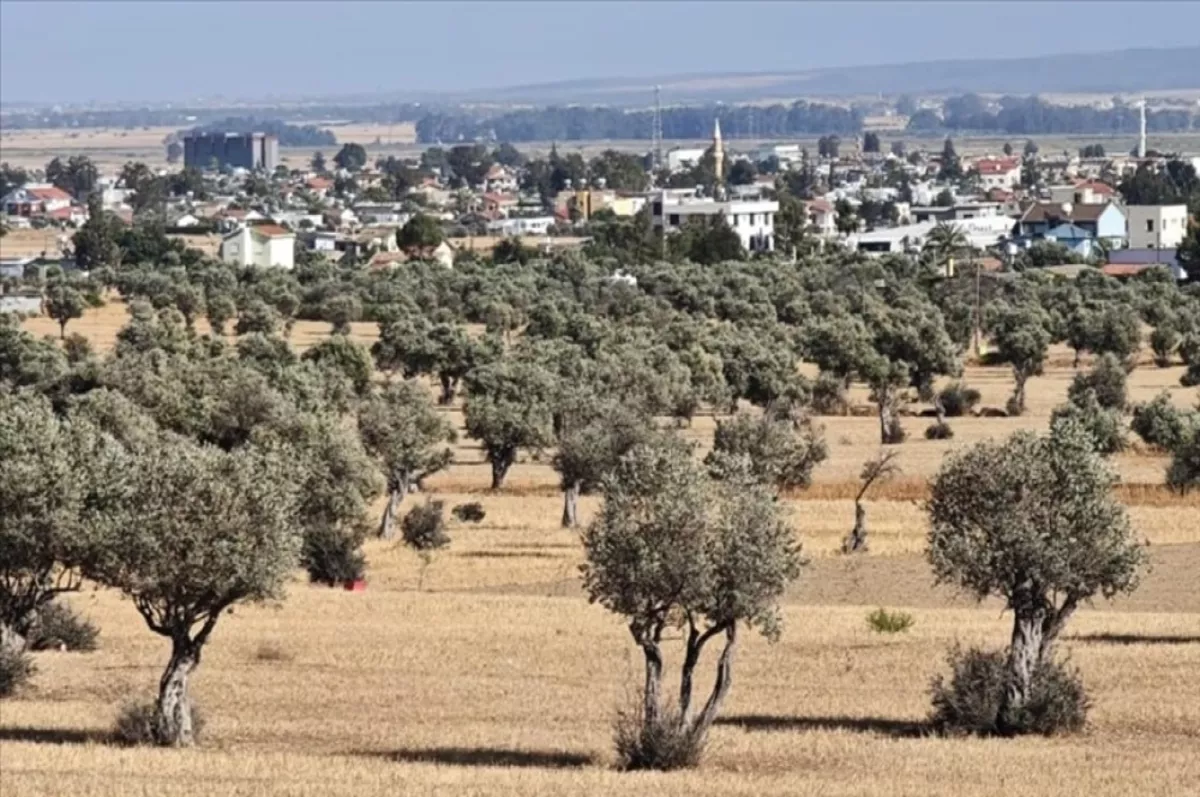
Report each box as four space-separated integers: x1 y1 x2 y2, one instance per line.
652 85 664 172
1137 97 1147 159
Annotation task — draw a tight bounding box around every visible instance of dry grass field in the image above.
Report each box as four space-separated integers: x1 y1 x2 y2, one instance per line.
4 298 1199 796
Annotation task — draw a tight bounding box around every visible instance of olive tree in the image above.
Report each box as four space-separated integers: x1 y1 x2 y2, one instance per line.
45 282 86 340
927 420 1145 728
88 438 301 746
581 442 802 768
551 401 655 527
0 394 117 654
358 381 456 538
463 359 554 489
705 411 827 491
987 304 1051 416
1167 423 1200 494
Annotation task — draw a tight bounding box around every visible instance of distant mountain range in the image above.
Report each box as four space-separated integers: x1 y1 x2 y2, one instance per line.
426 46 1200 107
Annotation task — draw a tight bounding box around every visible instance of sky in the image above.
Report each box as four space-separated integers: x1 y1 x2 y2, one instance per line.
2 0 1198 106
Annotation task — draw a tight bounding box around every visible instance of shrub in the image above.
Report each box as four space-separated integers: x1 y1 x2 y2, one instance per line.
1067 353 1127 412
0 646 35 698
113 699 206 746
401 500 449 553
451 502 486 523
929 646 1089 737
1131 393 1194 451
254 641 292 662
614 704 704 772
1182 361 1200 388
28 600 99 652
811 373 849 416
937 382 981 417
1150 324 1180 367
866 608 914 634
924 421 954 440
1179 333 1200 366
301 525 366 586
1167 428 1200 494
1051 391 1126 455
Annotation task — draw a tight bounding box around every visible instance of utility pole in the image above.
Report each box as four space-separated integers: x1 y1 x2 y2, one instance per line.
652 85 664 173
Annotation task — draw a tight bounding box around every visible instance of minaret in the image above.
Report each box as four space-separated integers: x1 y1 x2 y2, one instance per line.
712 117 725 199
1137 98 1147 159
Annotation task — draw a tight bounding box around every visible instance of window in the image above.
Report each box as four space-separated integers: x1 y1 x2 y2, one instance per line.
1146 219 1155 233
668 214 679 226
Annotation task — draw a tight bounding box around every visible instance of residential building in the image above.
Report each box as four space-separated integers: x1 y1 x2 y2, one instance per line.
973 156 1023 190
804 198 837 237
1048 180 1116 206
666 147 707 173
0 256 37 279
483 164 519 194
0 292 42 315
481 192 519 218
1126 205 1189 250
1104 248 1185 281
911 202 1009 223
1016 201 1126 248
487 216 555 237
2 184 73 217
1042 223 1097 258
219 224 295 270
608 195 647 217
653 191 778 253
352 203 410 226
184 133 280 172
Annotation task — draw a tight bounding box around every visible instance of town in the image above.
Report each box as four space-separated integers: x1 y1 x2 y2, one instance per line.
1 5 1199 797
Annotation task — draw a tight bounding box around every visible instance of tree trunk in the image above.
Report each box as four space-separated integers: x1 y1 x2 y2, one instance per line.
690 623 738 740
632 624 664 729
561 481 581 528
156 637 199 747
59 321 67 340
0 622 27 656
490 453 513 490
438 374 457 405
1002 586 1047 728
1011 373 1028 416
843 501 869 553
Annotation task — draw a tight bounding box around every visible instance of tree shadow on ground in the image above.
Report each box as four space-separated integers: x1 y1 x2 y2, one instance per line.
0 726 111 745
1067 633 1200 646
717 714 928 738
358 746 595 769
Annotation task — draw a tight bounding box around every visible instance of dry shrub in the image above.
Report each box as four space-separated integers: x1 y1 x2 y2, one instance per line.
930 646 1089 737
0 646 35 698
924 421 954 440
255 641 293 662
613 703 704 772
29 600 99 652
402 501 449 553
938 382 981 417
113 699 206 746
451 502 486 523
866 607 915 634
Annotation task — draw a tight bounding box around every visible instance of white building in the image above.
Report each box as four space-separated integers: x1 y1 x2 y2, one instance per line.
973 157 1023 191
666 147 707 173
1126 205 1189 250
220 224 296 270
353 203 411 226
2 184 73 217
653 192 778 253
487 216 555 237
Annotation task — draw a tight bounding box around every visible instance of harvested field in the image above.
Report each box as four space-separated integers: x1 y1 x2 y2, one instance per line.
4 295 1198 797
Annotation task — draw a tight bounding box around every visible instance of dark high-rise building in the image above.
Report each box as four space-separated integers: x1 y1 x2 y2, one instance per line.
183 133 279 172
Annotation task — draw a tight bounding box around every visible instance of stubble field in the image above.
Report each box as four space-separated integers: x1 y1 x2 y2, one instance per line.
3 298 1199 796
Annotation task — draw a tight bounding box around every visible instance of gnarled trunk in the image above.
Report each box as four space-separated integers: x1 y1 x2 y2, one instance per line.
156 636 200 747
631 621 665 728
843 502 869 553
490 451 514 490
691 624 738 740
378 472 412 540
438 374 457 405
0 622 27 656
1001 584 1049 727
561 481 581 528
1010 371 1028 416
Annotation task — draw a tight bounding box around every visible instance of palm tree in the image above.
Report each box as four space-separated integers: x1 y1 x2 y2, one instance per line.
924 222 970 277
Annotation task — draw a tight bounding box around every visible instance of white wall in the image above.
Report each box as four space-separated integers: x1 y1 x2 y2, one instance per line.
1127 205 1189 249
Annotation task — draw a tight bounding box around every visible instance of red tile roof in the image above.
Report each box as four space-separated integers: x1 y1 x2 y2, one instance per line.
974 157 1021 175
250 224 292 238
1101 264 1152 278
27 186 73 202
1073 180 1115 196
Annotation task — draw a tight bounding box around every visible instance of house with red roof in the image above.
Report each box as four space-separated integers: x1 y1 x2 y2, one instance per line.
971 157 1023 191
2 184 74 217
1048 180 1116 206
220 223 295 270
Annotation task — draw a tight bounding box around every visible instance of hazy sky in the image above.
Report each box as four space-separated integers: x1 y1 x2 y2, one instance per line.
2 0 1198 105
